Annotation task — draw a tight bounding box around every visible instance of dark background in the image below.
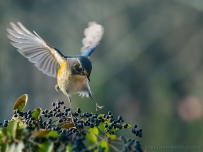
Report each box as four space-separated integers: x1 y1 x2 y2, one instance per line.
0 0 203 151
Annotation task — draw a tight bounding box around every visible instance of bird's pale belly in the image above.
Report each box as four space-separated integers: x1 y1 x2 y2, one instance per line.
57 67 88 94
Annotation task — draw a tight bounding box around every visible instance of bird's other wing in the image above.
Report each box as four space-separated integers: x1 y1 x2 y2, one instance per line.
7 22 65 78
81 22 104 57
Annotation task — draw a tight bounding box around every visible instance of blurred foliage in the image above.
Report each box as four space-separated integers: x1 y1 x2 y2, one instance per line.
0 94 142 152
0 0 203 152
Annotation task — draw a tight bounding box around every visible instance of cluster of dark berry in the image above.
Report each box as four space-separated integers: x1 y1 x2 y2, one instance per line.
0 120 7 127
0 100 143 152
120 136 142 152
132 124 142 137
13 109 35 126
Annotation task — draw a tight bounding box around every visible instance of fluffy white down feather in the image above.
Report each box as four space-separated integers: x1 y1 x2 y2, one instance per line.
81 22 104 53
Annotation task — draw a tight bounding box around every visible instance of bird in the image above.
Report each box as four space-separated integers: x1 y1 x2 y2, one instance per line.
7 22 104 111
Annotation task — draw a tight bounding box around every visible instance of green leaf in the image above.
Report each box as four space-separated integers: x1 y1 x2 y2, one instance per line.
31 108 42 120
38 141 53 152
98 123 105 133
13 142 24 152
16 128 24 139
99 140 108 152
65 144 72 152
45 130 59 138
15 122 26 138
2 128 8 136
0 130 4 139
1 143 8 152
106 132 116 140
16 121 26 137
2 142 24 152
33 129 50 137
86 127 99 143
60 122 75 129
86 132 97 143
17 121 25 129
13 94 28 112
33 129 59 138
7 144 15 152
7 120 17 139
89 127 99 135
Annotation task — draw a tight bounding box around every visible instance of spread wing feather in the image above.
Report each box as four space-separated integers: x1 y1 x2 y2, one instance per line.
7 22 65 78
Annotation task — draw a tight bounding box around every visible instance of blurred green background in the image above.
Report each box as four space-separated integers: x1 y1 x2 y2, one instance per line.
0 0 203 151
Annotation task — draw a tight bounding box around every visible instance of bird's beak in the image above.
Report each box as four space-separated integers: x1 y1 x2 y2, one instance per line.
84 70 91 82
87 75 91 82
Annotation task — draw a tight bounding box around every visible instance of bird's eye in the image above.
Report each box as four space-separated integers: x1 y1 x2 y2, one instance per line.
78 67 83 72
75 64 83 72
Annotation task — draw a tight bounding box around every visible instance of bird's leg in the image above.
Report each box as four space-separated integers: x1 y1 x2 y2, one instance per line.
88 93 104 111
67 95 75 125
55 84 60 92
67 95 72 109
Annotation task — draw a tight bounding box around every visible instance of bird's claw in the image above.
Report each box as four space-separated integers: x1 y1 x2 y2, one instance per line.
96 104 104 111
70 112 76 126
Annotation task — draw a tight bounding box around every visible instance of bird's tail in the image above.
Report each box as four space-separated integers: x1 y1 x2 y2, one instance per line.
81 22 104 57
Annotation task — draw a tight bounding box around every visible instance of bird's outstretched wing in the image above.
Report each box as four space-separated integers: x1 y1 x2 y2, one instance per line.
7 22 65 78
81 22 104 57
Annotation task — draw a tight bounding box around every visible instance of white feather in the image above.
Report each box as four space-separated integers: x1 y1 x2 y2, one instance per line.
81 22 104 53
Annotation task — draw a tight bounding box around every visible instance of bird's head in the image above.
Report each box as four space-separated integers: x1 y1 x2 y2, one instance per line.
69 56 92 81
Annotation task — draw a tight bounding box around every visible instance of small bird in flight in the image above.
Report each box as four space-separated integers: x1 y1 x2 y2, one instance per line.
7 22 104 111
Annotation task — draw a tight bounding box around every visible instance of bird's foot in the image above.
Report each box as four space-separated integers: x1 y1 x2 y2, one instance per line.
66 110 76 126
96 104 104 111
70 113 75 125
55 85 60 92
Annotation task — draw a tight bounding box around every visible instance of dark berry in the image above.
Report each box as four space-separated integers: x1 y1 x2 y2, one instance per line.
90 123 94 128
108 111 112 115
77 108 81 113
118 115 122 120
59 119 63 123
134 124 137 128
3 123 8 127
65 108 70 112
124 124 128 128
